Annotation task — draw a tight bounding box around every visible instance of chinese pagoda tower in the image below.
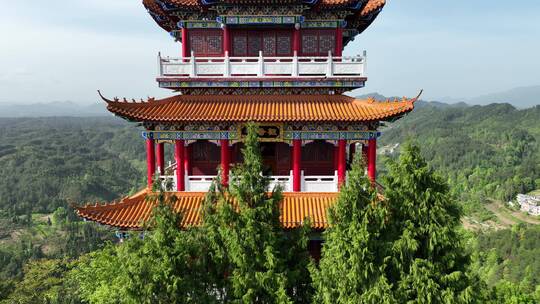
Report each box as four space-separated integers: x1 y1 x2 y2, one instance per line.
77 0 417 239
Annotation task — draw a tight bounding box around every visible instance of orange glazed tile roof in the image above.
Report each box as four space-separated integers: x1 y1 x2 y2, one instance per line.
76 190 337 230
360 0 385 16
143 0 200 9
100 94 417 123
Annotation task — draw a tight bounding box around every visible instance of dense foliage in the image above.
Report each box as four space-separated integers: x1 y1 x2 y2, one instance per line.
312 144 481 303
382 144 478 303
474 224 540 292
311 153 392 303
380 103 540 215
69 192 215 303
29 124 311 303
0 117 145 217
202 123 312 303
1 102 539 302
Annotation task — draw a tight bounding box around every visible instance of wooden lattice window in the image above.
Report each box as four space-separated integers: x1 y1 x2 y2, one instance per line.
189 30 223 56
233 34 248 56
301 29 336 56
301 33 318 55
232 30 292 56
276 34 292 56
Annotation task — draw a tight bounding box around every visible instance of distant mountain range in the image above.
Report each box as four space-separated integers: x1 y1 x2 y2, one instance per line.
0 85 537 117
436 85 540 109
467 85 540 108
0 101 109 117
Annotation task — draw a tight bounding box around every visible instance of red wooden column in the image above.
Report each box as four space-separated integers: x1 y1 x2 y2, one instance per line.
156 143 165 175
337 139 347 187
335 26 343 56
146 138 156 188
292 139 302 192
220 139 230 186
181 27 189 57
367 138 377 182
223 25 231 55
293 24 301 54
175 140 185 191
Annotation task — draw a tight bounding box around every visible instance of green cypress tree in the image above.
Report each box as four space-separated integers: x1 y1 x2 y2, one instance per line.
70 190 216 304
202 123 311 303
311 152 395 304
383 143 478 303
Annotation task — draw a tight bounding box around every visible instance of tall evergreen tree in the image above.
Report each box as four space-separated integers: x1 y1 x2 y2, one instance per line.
383 143 478 303
311 152 395 304
202 123 312 303
70 189 215 304
313 143 486 303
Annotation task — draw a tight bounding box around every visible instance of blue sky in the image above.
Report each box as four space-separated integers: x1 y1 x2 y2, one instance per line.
1 0 539 104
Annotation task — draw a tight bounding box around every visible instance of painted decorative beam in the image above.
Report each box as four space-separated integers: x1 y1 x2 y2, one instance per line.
217 15 303 25
285 131 381 140
177 21 221 29
142 130 380 142
158 80 366 89
301 20 346 29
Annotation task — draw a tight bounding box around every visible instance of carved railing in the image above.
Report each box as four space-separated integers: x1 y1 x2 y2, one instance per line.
158 51 366 79
158 170 339 193
302 170 339 192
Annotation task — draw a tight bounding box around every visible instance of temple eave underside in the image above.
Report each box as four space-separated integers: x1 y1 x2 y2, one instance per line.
142 0 386 39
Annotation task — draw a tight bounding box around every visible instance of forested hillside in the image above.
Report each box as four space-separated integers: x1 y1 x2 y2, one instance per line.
0 118 145 288
0 117 146 218
379 103 540 219
1 104 540 301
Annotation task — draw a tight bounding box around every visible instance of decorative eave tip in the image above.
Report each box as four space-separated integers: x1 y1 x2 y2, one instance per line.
98 90 156 104
97 90 116 104
412 89 423 103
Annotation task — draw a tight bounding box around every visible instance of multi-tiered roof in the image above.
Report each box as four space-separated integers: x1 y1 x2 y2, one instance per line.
76 0 416 231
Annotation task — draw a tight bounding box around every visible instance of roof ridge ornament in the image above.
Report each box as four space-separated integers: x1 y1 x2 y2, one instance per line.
97 90 116 103
412 89 424 103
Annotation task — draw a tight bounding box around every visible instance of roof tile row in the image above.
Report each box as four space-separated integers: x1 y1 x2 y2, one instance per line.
102 94 416 123
76 190 338 229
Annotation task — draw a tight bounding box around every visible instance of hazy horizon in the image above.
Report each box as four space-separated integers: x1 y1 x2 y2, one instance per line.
1 0 539 104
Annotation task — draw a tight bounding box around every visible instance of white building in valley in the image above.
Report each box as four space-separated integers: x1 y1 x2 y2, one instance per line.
517 194 540 216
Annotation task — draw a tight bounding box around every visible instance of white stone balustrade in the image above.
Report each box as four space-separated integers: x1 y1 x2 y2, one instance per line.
302 171 339 192
158 51 366 79
158 170 339 193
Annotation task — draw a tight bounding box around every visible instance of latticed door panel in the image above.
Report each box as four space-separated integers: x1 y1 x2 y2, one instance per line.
301 33 319 55
233 34 248 56
232 30 292 57
248 34 262 56
263 36 277 56
319 33 336 55
276 34 292 56
189 30 223 56
301 29 337 56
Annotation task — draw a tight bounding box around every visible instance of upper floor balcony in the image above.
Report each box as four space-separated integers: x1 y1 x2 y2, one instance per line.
157 51 367 91
159 170 339 193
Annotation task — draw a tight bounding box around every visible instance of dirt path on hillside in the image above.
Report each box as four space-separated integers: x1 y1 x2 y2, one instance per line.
485 203 518 226
508 207 540 225
486 200 540 226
